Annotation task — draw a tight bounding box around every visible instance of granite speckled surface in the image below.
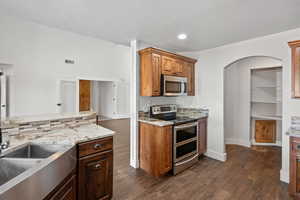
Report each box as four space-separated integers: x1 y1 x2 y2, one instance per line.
287 128 300 138
4 124 115 154
138 117 174 127
138 108 208 127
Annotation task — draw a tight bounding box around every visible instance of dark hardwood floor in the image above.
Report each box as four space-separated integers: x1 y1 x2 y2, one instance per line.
99 119 291 200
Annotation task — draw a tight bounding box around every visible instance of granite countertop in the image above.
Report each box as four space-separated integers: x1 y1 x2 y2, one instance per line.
138 117 174 127
4 124 115 153
287 128 300 138
138 110 208 127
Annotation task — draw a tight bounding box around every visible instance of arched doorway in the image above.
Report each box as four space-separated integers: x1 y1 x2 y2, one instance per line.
224 56 282 149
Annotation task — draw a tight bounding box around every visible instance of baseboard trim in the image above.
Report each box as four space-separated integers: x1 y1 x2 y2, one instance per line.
112 114 131 119
225 138 251 148
280 169 289 183
130 158 139 169
205 149 227 162
251 139 282 147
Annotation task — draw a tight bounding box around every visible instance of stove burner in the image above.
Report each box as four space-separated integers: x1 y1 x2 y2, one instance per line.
167 116 196 125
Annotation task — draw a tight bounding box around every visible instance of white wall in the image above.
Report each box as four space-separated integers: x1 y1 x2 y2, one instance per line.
0 15 131 116
224 57 282 147
180 28 300 183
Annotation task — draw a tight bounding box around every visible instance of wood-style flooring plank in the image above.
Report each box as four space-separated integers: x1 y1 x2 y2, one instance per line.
99 119 291 200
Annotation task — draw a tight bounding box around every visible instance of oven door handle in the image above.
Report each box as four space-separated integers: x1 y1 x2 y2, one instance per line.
175 154 199 166
174 122 198 130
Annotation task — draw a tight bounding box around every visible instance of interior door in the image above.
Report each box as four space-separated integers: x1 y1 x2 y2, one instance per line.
79 80 91 112
58 80 76 113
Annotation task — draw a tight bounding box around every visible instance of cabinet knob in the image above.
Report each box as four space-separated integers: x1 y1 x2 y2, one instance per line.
94 143 102 149
95 164 101 169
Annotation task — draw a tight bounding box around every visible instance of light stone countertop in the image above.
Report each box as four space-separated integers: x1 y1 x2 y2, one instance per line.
4 124 115 153
287 128 300 138
138 117 174 127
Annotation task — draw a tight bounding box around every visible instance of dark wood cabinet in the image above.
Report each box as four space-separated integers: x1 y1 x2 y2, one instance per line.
198 117 207 155
78 151 113 200
139 47 197 97
290 136 300 199
45 137 114 200
139 122 172 177
289 40 300 98
78 137 113 200
44 173 77 200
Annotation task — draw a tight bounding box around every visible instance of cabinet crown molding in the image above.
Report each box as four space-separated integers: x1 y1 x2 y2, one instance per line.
138 47 197 64
288 40 300 47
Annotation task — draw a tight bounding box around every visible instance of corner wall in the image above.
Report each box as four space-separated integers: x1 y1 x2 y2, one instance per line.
0 15 131 116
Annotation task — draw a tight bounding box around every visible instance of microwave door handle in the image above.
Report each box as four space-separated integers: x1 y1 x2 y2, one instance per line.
181 81 185 95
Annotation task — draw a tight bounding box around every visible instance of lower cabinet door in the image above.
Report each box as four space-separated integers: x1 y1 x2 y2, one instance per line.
255 120 276 143
198 118 207 155
78 151 113 200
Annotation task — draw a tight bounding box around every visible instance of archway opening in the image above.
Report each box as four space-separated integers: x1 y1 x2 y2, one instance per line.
223 55 282 154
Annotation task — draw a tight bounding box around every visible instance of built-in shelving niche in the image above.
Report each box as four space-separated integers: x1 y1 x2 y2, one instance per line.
251 67 282 146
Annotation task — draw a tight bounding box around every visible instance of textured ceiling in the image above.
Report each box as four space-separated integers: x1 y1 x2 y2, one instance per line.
0 0 300 51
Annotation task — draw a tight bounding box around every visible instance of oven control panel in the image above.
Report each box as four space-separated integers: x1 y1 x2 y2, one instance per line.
150 104 177 115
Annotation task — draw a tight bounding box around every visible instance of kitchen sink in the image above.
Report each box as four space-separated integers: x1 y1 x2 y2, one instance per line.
0 143 76 200
0 158 41 186
3 143 66 159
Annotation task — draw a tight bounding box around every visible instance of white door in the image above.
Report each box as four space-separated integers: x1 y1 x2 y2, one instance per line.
0 74 7 120
57 80 76 113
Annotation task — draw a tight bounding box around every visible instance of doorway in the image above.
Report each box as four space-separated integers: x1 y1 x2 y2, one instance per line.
223 55 283 182
224 56 282 147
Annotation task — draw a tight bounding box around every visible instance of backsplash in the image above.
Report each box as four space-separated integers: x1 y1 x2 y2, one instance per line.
1 112 97 136
139 96 207 112
139 96 177 112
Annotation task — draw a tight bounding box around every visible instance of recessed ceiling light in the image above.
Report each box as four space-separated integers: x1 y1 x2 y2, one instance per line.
177 33 187 40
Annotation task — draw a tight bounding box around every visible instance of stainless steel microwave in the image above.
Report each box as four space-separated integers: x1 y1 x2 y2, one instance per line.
163 75 187 96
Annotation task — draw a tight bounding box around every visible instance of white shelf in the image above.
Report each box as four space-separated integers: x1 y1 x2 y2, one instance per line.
251 114 282 120
254 85 276 88
251 100 278 104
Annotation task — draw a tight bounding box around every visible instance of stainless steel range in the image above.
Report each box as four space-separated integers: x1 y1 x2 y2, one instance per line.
150 104 199 175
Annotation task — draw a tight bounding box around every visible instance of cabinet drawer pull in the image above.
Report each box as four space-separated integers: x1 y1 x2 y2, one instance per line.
95 164 101 169
94 144 102 149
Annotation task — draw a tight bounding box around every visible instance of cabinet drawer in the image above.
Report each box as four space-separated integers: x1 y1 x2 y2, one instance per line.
78 137 113 158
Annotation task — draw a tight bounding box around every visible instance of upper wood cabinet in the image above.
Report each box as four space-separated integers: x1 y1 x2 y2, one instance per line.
139 52 162 96
162 56 184 76
184 62 195 96
139 47 197 96
289 40 300 98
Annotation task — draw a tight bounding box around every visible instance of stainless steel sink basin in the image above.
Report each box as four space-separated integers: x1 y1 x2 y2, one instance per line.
0 143 76 200
0 158 41 186
4 143 66 159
